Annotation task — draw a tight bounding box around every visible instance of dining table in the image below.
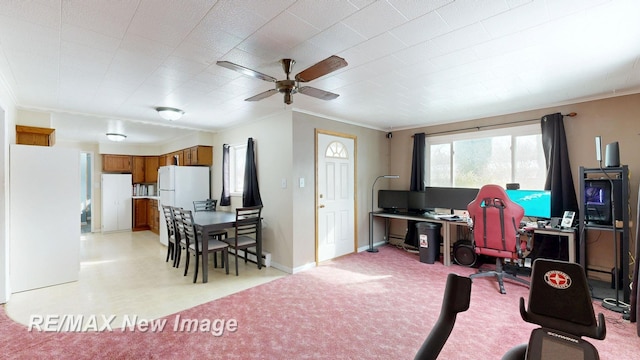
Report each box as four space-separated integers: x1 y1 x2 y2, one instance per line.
192 210 262 283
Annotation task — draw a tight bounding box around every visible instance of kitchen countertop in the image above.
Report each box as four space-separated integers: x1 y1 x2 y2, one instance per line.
132 196 160 200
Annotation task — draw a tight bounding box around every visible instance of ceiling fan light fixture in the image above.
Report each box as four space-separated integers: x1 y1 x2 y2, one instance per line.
156 107 184 121
284 92 293 105
216 55 347 105
106 133 126 142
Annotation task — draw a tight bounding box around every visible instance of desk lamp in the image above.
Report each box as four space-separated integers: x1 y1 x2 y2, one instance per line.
369 175 399 253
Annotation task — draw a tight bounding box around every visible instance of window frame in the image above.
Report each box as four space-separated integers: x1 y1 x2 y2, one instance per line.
228 142 247 196
426 123 544 189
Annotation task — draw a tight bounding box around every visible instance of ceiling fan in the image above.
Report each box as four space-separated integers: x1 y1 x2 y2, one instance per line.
216 55 347 105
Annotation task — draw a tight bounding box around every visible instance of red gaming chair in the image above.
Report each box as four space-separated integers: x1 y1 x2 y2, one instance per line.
467 184 529 294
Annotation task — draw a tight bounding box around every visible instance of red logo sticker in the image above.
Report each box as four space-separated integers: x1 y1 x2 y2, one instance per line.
544 270 572 289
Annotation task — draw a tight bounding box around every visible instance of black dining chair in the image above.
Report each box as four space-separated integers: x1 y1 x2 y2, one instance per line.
193 199 227 240
193 199 217 212
181 209 229 283
161 205 176 265
223 205 263 276
170 206 187 268
193 199 228 270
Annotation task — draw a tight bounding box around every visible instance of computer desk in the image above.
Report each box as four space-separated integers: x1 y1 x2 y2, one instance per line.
370 211 468 266
370 211 577 265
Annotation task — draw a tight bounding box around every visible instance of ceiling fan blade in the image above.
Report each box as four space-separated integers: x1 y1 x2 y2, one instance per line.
295 55 347 82
245 89 278 101
298 86 339 101
216 61 277 83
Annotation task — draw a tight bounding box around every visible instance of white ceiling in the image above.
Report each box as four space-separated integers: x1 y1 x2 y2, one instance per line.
0 0 639 145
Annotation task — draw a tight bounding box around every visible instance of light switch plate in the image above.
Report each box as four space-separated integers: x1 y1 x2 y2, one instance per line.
299 177 305 188
281 178 287 189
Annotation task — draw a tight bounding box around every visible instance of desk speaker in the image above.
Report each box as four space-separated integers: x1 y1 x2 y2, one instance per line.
453 240 476 267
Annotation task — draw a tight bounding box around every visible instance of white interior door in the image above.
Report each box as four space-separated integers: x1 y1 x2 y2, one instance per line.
317 132 355 262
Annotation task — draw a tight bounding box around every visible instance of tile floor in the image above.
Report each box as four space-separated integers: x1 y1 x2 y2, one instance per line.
5 230 287 328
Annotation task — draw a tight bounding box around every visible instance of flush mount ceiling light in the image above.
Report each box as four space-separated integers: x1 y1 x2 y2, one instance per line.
156 106 185 121
106 133 127 142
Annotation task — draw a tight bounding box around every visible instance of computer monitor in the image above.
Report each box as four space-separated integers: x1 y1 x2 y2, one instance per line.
505 189 552 219
407 191 430 213
424 187 479 211
378 190 408 212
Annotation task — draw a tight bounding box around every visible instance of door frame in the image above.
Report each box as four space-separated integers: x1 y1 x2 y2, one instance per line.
80 151 95 233
314 129 358 264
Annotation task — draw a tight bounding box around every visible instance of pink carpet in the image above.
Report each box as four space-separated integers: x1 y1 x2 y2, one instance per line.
1 245 637 359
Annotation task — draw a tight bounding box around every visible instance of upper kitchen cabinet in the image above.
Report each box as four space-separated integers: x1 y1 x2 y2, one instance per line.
131 156 160 183
145 156 160 183
132 156 145 183
163 151 184 166
16 125 56 146
184 146 213 166
102 155 132 173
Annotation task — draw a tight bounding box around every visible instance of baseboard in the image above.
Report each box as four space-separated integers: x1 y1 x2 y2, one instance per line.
269 261 292 274
268 261 316 274
291 262 316 274
230 249 271 267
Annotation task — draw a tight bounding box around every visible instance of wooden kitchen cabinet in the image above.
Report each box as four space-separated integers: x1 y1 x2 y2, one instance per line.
148 199 159 234
184 146 213 166
132 156 145 183
133 198 148 231
174 151 184 166
132 156 160 184
145 156 160 183
102 155 132 173
16 125 56 146
162 151 183 166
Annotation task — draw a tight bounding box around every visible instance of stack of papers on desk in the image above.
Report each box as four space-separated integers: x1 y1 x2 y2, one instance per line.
423 213 462 221
438 215 463 221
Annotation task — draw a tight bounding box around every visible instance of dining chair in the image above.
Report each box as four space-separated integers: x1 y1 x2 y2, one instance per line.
223 205 263 276
170 206 186 268
161 205 176 265
193 199 228 266
193 199 217 212
181 209 229 283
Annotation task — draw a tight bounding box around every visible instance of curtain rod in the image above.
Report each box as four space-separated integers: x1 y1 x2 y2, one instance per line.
412 112 577 137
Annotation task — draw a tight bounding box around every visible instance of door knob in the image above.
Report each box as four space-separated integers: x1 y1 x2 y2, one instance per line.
319 205 325 208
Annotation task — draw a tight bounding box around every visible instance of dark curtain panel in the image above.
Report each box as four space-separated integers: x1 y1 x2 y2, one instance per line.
541 113 578 217
410 133 426 191
219 144 231 206
630 183 640 329
242 137 263 207
405 133 426 247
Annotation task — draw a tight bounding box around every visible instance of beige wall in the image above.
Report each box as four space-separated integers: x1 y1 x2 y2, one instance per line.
209 109 390 272
292 111 390 270
211 110 295 271
389 93 640 279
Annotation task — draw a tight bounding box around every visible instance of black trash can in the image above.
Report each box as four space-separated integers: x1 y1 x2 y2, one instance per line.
416 222 442 264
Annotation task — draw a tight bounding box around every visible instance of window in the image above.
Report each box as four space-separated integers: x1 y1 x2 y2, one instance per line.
427 124 546 189
325 141 348 158
229 143 246 195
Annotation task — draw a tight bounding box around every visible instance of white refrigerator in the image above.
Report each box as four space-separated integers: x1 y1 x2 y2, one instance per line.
101 174 133 232
158 165 210 245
